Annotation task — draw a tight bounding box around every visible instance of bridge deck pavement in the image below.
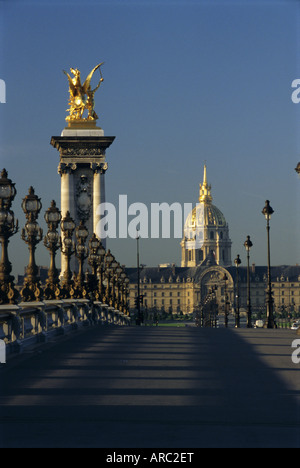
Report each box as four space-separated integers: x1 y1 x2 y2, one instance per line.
0 326 299 448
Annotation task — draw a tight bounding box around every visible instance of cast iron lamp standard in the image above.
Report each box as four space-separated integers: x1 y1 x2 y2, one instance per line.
262 200 275 328
104 249 113 305
21 187 43 302
222 273 229 328
234 254 241 328
123 276 130 316
0 169 19 304
210 285 218 328
44 200 62 300
97 241 106 301
110 256 118 308
74 220 89 298
60 211 76 298
115 262 123 310
119 267 127 313
244 236 253 328
87 233 100 299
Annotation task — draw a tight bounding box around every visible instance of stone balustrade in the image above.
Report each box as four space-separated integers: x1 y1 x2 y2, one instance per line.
0 299 130 357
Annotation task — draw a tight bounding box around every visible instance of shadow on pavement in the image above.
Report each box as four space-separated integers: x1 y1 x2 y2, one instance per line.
0 326 299 448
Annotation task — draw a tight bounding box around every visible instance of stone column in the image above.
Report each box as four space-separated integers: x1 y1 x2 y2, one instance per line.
59 163 76 219
58 163 76 275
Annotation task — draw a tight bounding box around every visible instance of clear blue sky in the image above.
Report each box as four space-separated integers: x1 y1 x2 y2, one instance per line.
0 0 299 276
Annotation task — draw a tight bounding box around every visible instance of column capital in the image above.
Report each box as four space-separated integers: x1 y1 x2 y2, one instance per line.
90 162 108 174
58 162 77 175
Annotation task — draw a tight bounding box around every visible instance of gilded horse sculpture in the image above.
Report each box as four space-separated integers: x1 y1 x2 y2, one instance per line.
63 63 104 122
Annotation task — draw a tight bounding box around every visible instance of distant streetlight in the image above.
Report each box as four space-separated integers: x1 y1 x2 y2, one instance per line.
222 273 229 328
234 254 241 328
136 232 142 326
262 200 275 328
244 236 253 328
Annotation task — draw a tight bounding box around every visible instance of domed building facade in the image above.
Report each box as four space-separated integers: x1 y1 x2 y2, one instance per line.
181 165 232 267
125 165 300 325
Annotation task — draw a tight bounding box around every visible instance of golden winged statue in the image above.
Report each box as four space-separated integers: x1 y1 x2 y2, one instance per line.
63 63 104 122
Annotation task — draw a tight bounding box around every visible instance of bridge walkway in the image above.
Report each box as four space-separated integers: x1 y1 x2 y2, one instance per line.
0 326 299 448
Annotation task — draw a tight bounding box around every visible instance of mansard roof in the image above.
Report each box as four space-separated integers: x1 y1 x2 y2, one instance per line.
125 264 300 284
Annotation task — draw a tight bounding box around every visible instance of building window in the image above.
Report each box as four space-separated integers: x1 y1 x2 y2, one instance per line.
197 250 203 262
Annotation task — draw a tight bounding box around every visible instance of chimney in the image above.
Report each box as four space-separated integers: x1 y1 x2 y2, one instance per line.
252 263 255 274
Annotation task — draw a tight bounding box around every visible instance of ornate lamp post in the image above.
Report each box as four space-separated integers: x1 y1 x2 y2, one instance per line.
262 200 275 328
119 267 127 313
74 220 89 298
234 254 241 328
110 256 118 308
21 187 43 302
115 262 123 310
244 236 253 328
0 169 19 304
124 276 130 316
88 234 100 277
44 200 61 299
60 210 76 298
104 249 113 305
87 233 100 298
96 241 106 301
222 273 229 328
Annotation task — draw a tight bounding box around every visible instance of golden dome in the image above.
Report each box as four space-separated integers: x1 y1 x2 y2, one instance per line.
184 203 227 238
184 165 227 236
181 165 232 267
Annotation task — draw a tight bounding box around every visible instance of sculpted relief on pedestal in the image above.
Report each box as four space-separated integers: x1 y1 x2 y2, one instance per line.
76 174 92 222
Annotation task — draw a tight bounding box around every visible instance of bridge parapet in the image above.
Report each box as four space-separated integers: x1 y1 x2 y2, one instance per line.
0 300 130 357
